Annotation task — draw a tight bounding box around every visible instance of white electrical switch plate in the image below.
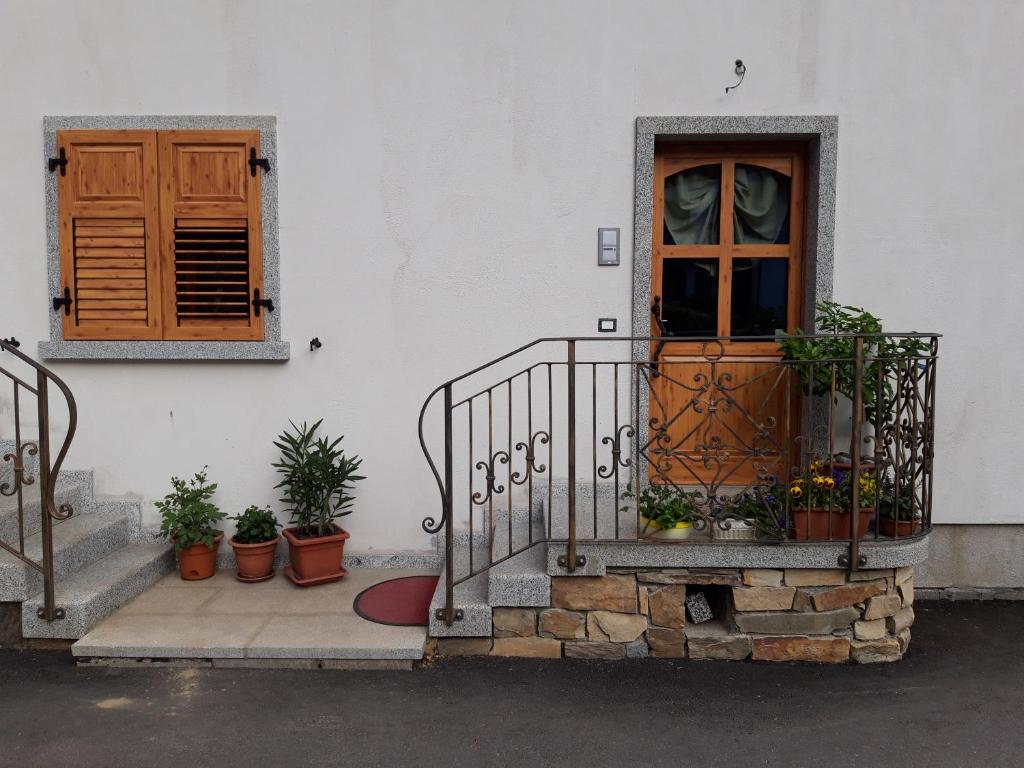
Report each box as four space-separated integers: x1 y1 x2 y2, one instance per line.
598 227 620 266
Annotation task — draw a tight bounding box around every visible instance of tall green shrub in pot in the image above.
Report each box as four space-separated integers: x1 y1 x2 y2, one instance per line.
273 420 364 586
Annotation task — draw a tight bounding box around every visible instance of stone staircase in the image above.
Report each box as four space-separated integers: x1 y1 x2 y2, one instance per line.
0 440 173 642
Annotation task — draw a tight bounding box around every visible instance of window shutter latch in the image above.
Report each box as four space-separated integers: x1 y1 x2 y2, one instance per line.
48 148 68 176
248 148 270 177
53 288 72 315
252 289 274 317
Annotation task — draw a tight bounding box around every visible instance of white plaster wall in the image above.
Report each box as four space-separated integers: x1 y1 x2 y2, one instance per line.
0 0 1021 551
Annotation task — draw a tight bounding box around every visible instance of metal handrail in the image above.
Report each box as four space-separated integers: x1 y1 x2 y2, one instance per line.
0 338 77 621
419 334 939 626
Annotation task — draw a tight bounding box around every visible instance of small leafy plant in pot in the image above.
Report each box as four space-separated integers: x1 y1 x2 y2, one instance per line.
229 505 282 582
877 473 921 537
157 467 226 581
623 482 700 540
274 419 365 586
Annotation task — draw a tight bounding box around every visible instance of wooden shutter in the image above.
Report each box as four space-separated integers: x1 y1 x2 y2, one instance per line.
56 130 162 340
157 130 264 340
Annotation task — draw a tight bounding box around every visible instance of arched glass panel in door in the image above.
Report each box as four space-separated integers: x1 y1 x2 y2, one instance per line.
663 164 721 245
733 163 791 245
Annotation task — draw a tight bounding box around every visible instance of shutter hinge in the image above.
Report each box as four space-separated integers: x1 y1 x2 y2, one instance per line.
251 289 274 317
53 288 72 315
248 148 270 177
48 148 68 176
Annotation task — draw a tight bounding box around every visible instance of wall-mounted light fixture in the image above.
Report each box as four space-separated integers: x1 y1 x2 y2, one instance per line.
725 59 746 94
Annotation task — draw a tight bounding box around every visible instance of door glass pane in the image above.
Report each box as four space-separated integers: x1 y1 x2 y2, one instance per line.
730 258 788 337
661 259 718 337
663 164 721 245
734 164 790 244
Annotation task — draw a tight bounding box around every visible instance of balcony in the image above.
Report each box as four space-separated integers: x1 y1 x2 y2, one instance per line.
420 333 938 627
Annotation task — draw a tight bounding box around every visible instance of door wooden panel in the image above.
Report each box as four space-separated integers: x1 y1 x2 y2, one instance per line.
646 356 795 487
649 144 806 489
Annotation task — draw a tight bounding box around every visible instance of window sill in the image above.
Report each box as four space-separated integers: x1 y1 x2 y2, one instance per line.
38 340 290 362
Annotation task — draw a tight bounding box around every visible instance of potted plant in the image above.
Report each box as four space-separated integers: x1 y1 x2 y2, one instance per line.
728 484 788 542
157 467 226 581
274 419 364 586
788 461 876 541
778 301 929 428
877 474 920 537
623 482 700 540
229 505 282 582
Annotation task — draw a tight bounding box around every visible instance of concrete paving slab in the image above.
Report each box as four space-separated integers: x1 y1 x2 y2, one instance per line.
247 614 426 659
73 613 268 658
72 567 436 661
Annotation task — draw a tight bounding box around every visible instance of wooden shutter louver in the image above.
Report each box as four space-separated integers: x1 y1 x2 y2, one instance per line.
57 131 162 339
158 131 264 340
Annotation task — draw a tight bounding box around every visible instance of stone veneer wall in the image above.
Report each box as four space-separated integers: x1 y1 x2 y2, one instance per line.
427 567 915 664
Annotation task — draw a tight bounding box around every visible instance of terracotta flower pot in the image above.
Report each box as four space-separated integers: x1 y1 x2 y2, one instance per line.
789 508 875 541
230 535 280 581
878 517 921 537
175 532 223 581
283 524 350 585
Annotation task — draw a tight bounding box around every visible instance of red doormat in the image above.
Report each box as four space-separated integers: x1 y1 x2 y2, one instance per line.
353 575 440 627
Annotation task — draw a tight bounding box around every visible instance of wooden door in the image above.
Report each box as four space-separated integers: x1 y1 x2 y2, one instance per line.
647 144 806 489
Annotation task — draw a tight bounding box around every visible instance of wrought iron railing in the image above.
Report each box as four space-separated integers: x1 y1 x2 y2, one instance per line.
0 338 77 621
420 334 938 626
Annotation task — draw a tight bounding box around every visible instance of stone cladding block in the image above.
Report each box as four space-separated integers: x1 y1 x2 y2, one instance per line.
863 594 903 620
887 606 915 634
588 611 648 643
742 569 784 587
687 633 752 661
851 637 902 664
551 575 637 613
565 641 626 659
638 569 740 586
752 635 851 663
626 638 650 659
648 585 686 628
638 584 650 616
538 609 586 640
853 619 887 641
897 629 912 654
849 569 895 583
646 627 686 658
434 638 494 656
492 608 537 638
491 637 562 658
784 569 846 587
899 580 914 607
810 581 887 611
732 586 796 611
735 607 859 635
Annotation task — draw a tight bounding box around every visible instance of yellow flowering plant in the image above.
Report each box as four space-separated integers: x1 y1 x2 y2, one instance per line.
789 460 877 512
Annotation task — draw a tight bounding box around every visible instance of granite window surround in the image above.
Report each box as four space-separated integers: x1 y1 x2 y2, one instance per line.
38 115 288 362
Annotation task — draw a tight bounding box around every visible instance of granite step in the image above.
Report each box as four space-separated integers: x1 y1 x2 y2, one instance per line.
428 568 491 638
487 543 550 607
0 481 91 543
0 510 133 602
22 543 174 639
